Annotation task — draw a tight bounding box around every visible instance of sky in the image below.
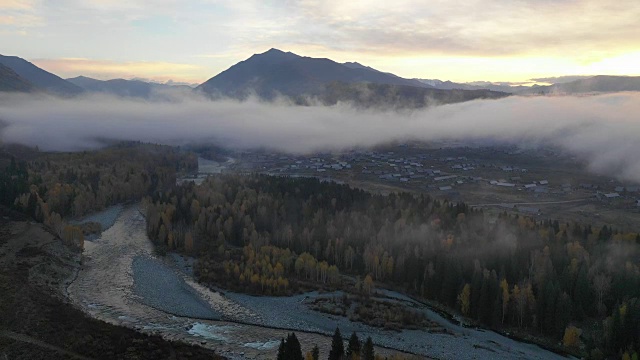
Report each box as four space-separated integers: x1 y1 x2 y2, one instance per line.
1 0 640 84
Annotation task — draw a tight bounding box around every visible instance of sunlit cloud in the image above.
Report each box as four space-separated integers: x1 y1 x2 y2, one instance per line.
0 15 15 25
0 0 35 10
0 0 42 28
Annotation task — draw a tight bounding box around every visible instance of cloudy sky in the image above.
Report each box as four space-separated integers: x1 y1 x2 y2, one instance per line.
1 0 639 84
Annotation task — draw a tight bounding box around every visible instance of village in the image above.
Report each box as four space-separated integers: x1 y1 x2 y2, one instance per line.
217 143 640 230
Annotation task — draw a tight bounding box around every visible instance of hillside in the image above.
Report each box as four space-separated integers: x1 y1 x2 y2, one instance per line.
196 48 429 99
0 63 33 92
0 55 83 96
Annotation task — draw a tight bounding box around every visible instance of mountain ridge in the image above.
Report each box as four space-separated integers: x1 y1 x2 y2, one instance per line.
66 76 191 99
0 54 83 96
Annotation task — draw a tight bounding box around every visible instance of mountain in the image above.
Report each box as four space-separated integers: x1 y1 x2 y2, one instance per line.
0 55 83 96
521 75 640 95
67 76 191 99
197 48 429 98
317 81 508 108
0 63 34 92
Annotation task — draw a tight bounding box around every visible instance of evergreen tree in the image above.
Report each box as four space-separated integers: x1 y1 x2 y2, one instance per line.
278 338 286 360
286 332 303 360
277 333 303 360
312 344 320 360
328 327 344 360
361 337 374 360
346 332 361 359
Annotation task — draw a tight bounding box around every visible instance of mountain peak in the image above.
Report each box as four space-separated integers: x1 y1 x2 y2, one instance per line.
264 48 286 54
257 48 299 59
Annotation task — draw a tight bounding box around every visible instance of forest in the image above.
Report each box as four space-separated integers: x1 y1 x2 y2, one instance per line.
1 142 197 249
145 174 640 359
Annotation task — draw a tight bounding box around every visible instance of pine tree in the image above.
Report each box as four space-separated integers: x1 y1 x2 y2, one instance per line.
361 337 374 360
328 327 344 360
286 332 303 360
312 344 320 360
277 333 303 360
278 338 286 360
346 332 361 359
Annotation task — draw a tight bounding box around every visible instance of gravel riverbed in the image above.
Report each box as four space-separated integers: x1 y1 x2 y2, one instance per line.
131 255 221 319
70 204 124 234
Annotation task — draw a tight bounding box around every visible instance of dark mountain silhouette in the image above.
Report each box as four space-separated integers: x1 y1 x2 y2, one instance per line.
197 48 429 98
0 55 83 96
0 63 34 92
67 76 191 98
315 81 509 108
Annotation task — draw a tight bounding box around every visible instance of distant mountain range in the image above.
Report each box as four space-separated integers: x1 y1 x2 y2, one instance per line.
414 79 533 93
2 50 640 105
519 75 640 95
66 76 192 99
417 75 640 95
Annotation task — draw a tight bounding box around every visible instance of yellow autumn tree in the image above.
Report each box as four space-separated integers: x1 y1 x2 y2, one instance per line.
62 225 84 250
562 326 581 348
184 232 194 253
500 279 510 324
458 283 471 316
363 274 374 295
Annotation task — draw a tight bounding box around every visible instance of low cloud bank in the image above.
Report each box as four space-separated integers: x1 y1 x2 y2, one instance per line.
1 92 640 183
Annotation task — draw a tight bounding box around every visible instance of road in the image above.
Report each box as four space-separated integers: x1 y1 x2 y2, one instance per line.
470 198 592 207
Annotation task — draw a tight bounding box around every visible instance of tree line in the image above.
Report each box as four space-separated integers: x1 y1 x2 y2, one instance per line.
277 328 377 360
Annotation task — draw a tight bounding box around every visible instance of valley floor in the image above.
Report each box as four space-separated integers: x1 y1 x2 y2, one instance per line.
65 204 570 360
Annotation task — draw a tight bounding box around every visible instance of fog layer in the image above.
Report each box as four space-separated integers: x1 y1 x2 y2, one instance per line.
1 92 640 183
